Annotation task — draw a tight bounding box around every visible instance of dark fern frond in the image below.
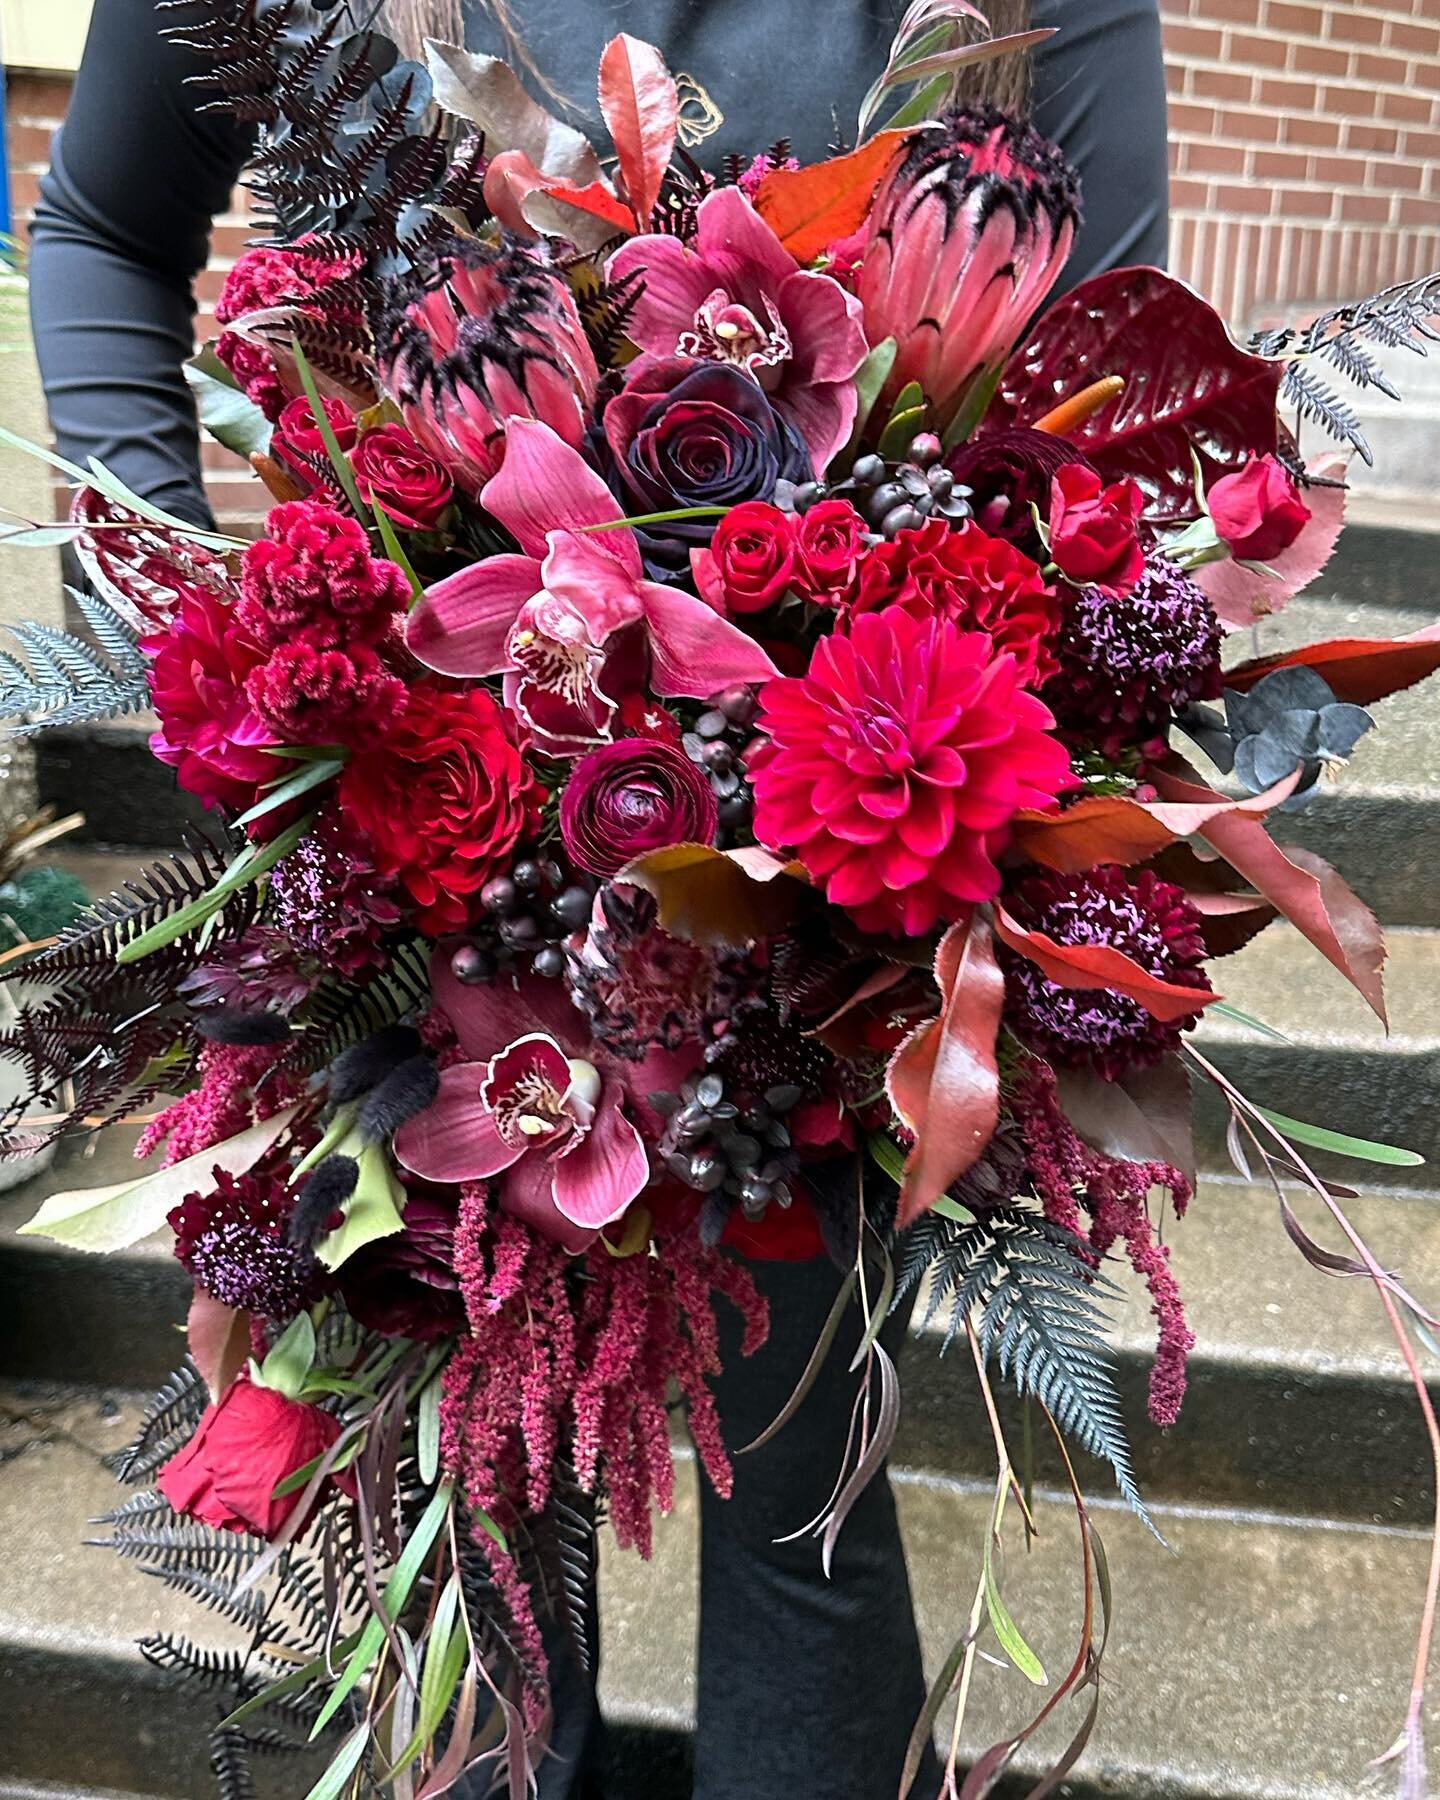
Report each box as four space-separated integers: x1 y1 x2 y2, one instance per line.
112 1362 208 1484
210 1724 258 1800
0 603 150 736
571 262 647 368
282 937 431 1075
1316 330 1401 401
521 1465 597 1677
93 1489 174 1530
146 1563 271 1633
1279 361 1373 465
138 1635 253 1694
893 1207 955 1305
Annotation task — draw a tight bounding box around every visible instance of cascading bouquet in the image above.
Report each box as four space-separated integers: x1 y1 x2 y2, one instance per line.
5 3 1440 1795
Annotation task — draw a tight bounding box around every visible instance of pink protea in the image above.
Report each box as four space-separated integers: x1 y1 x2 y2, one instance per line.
749 605 1073 938
859 107 1080 427
376 239 600 496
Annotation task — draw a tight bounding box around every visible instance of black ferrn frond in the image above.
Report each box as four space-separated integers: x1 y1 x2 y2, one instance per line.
209 1726 258 1800
139 1635 253 1694
572 263 647 369
112 1362 208 1484
1279 361 1374 465
283 937 431 1075
521 1465 597 1676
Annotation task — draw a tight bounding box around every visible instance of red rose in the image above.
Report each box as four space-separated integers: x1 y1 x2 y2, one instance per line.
273 394 357 464
794 499 868 606
340 680 543 934
706 501 799 613
560 738 719 878
158 1373 342 1539
351 425 456 531
851 519 1062 686
1048 465 1146 596
1208 454 1312 562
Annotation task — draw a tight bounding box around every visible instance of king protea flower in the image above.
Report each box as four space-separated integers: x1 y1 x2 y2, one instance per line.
859 106 1081 428
376 239 600 495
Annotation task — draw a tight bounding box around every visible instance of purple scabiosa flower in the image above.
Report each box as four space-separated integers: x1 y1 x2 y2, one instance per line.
1042 553 1224 760
271 811 404 978
1002 867 1212 1080
170 1167 327 1320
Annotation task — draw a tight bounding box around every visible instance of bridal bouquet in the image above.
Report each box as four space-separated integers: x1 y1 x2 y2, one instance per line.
5 3 1440 1795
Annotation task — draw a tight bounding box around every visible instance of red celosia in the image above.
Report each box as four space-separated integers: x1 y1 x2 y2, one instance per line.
750 605 1073 937
851 519 1062 685
214 241 362 421
245 640 407 747
238 501 411 651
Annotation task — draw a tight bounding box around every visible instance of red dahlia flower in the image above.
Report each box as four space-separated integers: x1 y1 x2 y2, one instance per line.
339 681 542 935
859 107 1080 427
751 606 1073 938
145 590 278 813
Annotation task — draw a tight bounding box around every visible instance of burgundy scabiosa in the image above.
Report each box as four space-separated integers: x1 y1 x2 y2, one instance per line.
376 238 599 496
271 810 405 977
1003 867 1213 1080
750 605 1073 938
1043 553 1224 759
859 107 1081 426
170 1166 326 1320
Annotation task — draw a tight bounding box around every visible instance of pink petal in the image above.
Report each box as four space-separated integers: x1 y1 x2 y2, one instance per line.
608 231 718 353
430 951 587 1062
783 273 868 386
780 381 856 477
393 1064 523 1183
541 532 648 642
407 554 541 677
640 580 779 697
499 1154 600 1254
693 186 797 295
482 420 641 572
551 1088 650 1229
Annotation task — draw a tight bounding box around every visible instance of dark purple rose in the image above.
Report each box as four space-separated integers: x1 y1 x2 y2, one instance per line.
337 1189 464 1341
599 355 812 576
946 428 1093 553
560 738 719 878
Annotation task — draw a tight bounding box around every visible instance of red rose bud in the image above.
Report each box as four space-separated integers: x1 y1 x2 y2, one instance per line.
1208 454 1312 563
351 424 455 531
376 238 599 496
794 499 869 606
707 502 799 613
859 107 1080 427
561 739 719 879
273 393 357 465
1048 465 1146 596
158 1372 343 1540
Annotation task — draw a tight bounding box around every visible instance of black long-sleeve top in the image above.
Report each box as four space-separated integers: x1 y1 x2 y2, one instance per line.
29 0 1169 524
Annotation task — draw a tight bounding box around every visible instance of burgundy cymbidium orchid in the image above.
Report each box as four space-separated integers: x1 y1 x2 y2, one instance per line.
407 420 778 754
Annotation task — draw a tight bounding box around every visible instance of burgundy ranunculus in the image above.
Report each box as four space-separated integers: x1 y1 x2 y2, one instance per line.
158 1373 344 1539
351 424 456 531
338 1190 465 1341
947 428 1093 552
794 499 869 606
1048 464 1146 597
705 501 799 613
1208 454 1312 563
561 738 719 878
599 356 812 576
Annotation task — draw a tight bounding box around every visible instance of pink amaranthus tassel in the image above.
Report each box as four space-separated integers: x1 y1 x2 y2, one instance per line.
136 1041 300 1167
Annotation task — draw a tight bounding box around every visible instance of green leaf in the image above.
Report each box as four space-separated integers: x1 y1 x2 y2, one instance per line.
316 1140 408 1270
233 758 346 830
291 341 368 518
390 1575 468 1776
18 1106 298 1253
983 1490 1046 1686
257 1311 317 1399
184 347 273 459
847 337 898 451
371 502 425 606
418 1373 442 1486
578 504 730 534
302 1721 370 1800
878 382 928 460
1209 1001 1292 1044
115 813 314 963
1257 1106 1425 1168
311 1481 454 1738
218 1631 365 1729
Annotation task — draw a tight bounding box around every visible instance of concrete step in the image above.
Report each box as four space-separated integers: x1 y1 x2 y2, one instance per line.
1317 519 1440 612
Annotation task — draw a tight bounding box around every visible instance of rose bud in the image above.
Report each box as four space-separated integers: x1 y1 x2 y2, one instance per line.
703 502 799 614
352 424 456 530
794 499 869 606
158 1372 345 1540
1207 454 1312 563
561 738 720 879
1048 464 1146 596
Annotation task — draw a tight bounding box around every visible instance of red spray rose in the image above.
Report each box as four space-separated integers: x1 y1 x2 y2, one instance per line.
561 738 719 878
1208 454 1312 562
794 499 869 606
1048 465 1146 597
351 424 456 530
339 680 542 935
158 1373 343 1539
273 394 357 464
703 501 799 613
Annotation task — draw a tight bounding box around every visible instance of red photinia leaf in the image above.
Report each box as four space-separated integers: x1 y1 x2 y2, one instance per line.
1196 451 1349 630
1009 774 1300 875
1224 621 1440 706
993 903 1219 1022
188 1288 252 1400
989 267 1282 526
527 176 637 237
886 909 1004 1228
1151 758 1387 1025
598 34 679 229
1055 1057 1196 1186
755 130 907 263
1188 891 1278 959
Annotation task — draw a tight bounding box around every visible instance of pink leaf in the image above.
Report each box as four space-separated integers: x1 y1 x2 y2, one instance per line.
1196 452 1350 628
1224 620 1440 706
598 35 679 230
989 268 1282 527
993 904 1219 1022
187 1288 251 1400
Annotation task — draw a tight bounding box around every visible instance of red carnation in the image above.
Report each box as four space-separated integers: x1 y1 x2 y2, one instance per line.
851 519 1061 685
246 641 407 747
1048 466 1146 597
239 501 410 651
146 589 279 813
339 680 542 935
561 738 719 878
794 499 869 606
1208 454 1312 562
750 605 1072 938
351 425 456 531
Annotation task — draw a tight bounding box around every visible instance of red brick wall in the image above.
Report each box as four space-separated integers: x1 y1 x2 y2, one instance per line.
8 8 1440 528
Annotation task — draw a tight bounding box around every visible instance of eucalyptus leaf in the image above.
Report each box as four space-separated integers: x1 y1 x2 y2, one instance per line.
185 348 273 459
418 1373 442 1486
424 39 602 184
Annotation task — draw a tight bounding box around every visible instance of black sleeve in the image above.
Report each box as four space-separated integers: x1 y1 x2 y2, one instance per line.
27 0 252 526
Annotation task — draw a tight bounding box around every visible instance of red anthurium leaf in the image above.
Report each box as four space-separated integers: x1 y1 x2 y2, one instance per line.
1151 758 1387 1025
755 130 907 264
1224 620 1440 706
886 910 1004 1228
989 267 1282 526
1056 1057 1196 1186
993 904 1219 1022
188 1288 252 1400
1196 452 1349 630
1009 774 1300 875
598 35 679 229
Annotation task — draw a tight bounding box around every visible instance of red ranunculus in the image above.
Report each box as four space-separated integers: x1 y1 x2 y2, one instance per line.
794 499 869 606
338 1189 465 1341
351 424 456 531
561 738 719 878
273 394 357 464
339 680 543 934
1048 465 1146 597
1208 454 1312 562
158 1372 343 1539
704 501 798 613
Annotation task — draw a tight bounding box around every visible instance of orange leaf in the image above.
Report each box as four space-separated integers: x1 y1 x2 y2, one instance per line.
993 904 1219 1023
618 842 811 947
598 34 679 229
754 131 907 263
1224 623 1440 707
1009 776 1300 875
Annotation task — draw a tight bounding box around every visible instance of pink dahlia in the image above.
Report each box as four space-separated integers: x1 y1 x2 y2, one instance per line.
146 590 279 813
750 607 1072 938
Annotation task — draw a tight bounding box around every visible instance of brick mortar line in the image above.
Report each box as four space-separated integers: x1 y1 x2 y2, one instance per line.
1167 56 1440 106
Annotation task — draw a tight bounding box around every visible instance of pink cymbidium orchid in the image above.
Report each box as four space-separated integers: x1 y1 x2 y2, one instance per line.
407 419 778 754
395 956 671 1253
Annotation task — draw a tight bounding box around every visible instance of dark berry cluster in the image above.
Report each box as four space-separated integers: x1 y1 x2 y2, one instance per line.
682 684 762 838
655 1070 805 1241
822 434 973 538
451 858 596 984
